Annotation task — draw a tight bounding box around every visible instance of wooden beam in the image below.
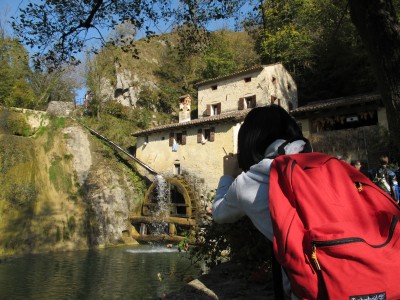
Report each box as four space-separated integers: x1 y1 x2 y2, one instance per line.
130 215 197 226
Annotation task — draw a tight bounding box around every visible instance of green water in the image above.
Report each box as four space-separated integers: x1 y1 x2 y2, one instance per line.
0 245 201 300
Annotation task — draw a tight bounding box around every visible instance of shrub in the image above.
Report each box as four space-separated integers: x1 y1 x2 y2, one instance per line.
103 101 127 118
6 112 32 136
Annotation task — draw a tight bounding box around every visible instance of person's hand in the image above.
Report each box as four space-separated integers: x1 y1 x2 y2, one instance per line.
223 153 241 177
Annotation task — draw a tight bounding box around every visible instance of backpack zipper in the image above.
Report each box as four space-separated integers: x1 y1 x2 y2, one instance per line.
311 216 398 270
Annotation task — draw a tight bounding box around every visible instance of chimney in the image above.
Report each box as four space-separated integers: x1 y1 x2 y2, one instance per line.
178 95 191 123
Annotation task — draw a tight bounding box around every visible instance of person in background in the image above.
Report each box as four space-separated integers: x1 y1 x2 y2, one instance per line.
372 155 399 203
351 160 362 171
212 105 312 299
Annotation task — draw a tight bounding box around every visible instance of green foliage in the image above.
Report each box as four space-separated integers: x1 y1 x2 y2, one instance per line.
0 36 35 108
103 101 127 118
6 112 32 136
201 38 236 79
191 217 272 270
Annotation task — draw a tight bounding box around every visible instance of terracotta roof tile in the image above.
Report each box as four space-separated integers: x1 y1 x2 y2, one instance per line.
132 109 251 136
194 63 281 87
291 93 381 115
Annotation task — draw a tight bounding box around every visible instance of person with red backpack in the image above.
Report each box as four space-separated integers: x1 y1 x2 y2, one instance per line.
213 105 312 298
213 105 400 299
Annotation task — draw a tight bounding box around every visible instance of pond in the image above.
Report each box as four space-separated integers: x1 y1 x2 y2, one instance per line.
0 245 202 300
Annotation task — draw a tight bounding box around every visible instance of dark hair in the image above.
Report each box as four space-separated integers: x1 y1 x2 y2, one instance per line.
379 155 389 165
237 105 305 171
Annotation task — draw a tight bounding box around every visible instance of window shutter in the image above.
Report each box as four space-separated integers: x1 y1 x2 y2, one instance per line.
238 98 244 110
278 98 281 106
217 103 221 114
182 131 187 145
209 127 215 142
197 129 202 143
252 96 257 107
169 132 174 146
206 104 211 116
271 95 276 104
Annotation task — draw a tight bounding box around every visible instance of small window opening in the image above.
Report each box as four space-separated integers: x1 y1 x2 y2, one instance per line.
272 77 276 83
176 133 183 144
211 85 217 90
245 96 256 108
174 163 181 175
287 83 291 90
204 129 211 141
212 104 219 115
244 77 251 83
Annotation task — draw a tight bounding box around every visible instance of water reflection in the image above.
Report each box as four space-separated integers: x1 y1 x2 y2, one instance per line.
0 245 200 300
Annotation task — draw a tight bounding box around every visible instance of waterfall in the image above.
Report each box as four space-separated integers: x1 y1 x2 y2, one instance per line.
150 175 169 235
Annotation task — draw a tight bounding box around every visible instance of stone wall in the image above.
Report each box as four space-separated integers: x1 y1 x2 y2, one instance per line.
47 101 75 116
197 64 297 117
135 121 241 192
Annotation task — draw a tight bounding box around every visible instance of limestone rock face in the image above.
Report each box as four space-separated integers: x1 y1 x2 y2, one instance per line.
62 125 139 248
84 163 138 247
0 115 142 257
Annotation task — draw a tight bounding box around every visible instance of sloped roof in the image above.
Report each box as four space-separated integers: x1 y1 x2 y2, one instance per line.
132 109 251 137
291 93 381 115
194 63 282 87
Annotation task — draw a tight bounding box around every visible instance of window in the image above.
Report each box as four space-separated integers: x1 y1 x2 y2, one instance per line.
211 85 217 90
169 131 187 147
239 96 256 110
197 127 215 143
174 163 181 175
245 96 256 108
204 129 211 142
206 103 221 116
212 104 219 115
176 132 183 144
271 95 276 104
244 77 251 83
272 76 276 83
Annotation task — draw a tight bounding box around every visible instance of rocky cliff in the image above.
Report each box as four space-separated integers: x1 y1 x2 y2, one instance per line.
0 108 145 257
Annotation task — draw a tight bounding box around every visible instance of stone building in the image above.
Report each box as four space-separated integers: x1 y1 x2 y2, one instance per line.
291 93 389 170
132 63 297 192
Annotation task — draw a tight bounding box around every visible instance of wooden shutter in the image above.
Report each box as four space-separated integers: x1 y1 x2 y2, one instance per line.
209 127 215 142
169 132 174 146
251 96 257 107
206 104 211 116
182 131 187 145
238 98 245 110
217 103 221 114
197 129 202 143
277 98 281 106
271 95 276 104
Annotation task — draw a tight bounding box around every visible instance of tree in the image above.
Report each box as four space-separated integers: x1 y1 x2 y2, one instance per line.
12 0 241 68
0 36 35 108
348 0 400 150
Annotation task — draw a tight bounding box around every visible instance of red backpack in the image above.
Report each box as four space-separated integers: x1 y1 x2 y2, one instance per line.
269 152 400 299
